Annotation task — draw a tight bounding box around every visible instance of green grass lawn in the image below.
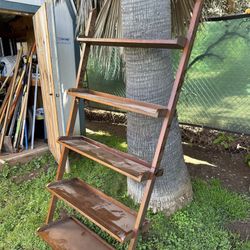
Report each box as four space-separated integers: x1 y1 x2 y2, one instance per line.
0 130 249 250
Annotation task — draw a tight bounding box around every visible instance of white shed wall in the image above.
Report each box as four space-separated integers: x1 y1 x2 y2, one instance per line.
4 0 44 6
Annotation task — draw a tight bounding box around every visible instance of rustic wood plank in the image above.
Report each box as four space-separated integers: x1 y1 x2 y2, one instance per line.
38 216 114 250
68 88 168 118
58 136 151 182
0 142 48 166
47 178 148 243
33 4 61 162
77 37 187 49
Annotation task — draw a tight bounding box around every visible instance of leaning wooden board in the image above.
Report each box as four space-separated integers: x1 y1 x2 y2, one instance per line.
33 4 61 162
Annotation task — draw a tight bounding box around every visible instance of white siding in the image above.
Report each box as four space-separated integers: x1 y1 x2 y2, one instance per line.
4 0 45 6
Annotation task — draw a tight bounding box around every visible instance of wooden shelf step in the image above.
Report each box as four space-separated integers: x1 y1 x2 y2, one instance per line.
68 88 168 118
77 37 187 49
37 216 114 250
47 178 149 243
58 136 152 182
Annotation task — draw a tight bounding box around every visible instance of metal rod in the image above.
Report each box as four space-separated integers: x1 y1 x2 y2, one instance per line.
31 64 39 150
8 95 21 136
24 122 28 150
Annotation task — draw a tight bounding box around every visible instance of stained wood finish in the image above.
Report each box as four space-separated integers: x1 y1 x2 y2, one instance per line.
68 88 168 118
38 217 114 250
47 178 148 242
127 1 204 249
40 2 203 250
58 136 151 182
77 37 187 49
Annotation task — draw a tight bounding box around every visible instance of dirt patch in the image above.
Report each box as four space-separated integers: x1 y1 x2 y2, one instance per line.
181 125 249 153
86 120 126 138
11 165 50 184
86 109 250 151
225 220 250 241
183 144 250 195
85 108 126 125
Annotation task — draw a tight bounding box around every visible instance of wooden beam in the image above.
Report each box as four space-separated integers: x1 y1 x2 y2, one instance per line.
77 37 187 49
128 1 204 249
0 143 48 166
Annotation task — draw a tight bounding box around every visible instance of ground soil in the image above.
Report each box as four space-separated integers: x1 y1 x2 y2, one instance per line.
86 120 250 196
184 144 249 195
226 221 250 241
11 164 50 184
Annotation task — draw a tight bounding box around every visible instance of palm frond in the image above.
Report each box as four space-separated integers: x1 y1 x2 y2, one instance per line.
92 0 122 79
75 0 97 36
66 0 196 78
171 0 196 35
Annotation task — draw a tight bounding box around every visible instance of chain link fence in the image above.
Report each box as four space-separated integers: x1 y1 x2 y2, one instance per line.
87 15 250 135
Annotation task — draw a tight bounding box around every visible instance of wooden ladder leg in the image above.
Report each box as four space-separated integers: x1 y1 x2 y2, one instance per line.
45 9 97 224
46 147 70 224
46 195 58 224
128 177 157 250
128 1 204 249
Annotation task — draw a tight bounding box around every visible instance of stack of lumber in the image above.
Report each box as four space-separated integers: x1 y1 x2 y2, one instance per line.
0 44 37 153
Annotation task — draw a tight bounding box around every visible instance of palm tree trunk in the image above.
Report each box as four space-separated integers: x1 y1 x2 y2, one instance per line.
121 0 193 214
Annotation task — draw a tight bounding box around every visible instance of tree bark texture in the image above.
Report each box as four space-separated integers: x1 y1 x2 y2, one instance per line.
121 0 193 214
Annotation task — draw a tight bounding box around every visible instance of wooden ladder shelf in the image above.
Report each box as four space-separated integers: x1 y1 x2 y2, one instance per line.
37 1 203 249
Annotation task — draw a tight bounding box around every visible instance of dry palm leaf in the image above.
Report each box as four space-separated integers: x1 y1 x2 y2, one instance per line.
71 0 196 36
57 0 197 78
171 0 196 35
